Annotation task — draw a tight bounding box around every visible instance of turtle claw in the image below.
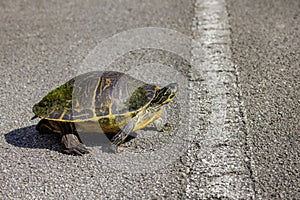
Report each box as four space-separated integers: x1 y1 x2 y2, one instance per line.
153 117 172 133
63 145 91 156
116 146 127 152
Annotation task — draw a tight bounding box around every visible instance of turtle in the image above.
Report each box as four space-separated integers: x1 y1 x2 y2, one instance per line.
32 71 178 155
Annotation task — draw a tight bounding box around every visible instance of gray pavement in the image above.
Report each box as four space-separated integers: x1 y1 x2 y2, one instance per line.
0 0 194 199
0 0 299 199
227 0 300 199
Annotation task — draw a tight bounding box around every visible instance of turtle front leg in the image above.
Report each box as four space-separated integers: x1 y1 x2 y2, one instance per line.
153 118 172 132
110 119 135 152
152 108 172 132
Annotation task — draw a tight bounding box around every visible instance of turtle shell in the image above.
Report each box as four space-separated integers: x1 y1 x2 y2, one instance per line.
33 71 159 124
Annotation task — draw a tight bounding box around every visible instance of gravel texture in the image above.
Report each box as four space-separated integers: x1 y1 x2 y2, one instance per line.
0 0 299 199
227 0 300 199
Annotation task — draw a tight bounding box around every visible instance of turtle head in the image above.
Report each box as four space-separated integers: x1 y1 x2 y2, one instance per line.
152 83 178 106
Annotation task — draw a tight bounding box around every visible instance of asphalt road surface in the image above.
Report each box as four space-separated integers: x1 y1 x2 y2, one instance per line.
0 0 299 199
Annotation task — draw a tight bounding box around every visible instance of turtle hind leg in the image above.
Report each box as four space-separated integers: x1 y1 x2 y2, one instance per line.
36 119 61 134
61 134 91 155
59 122 91 156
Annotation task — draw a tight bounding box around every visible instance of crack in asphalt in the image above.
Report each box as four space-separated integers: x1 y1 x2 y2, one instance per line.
231 62 257 198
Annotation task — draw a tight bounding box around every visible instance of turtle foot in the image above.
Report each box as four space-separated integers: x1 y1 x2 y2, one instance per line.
158 123 172 132
104 144 126 153
61 134 92 156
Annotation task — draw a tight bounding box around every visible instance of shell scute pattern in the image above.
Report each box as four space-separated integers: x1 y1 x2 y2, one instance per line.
33 71 159 122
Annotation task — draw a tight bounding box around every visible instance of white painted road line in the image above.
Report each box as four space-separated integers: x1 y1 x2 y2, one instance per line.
187 0 255 198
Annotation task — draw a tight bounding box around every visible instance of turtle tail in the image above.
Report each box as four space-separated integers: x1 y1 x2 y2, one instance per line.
31 115 38 120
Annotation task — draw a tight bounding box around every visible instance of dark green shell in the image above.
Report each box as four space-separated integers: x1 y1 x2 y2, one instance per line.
33 71 159 122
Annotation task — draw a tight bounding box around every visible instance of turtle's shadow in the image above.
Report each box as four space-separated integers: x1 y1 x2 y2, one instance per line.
4 125 139 153
5 125 61 152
